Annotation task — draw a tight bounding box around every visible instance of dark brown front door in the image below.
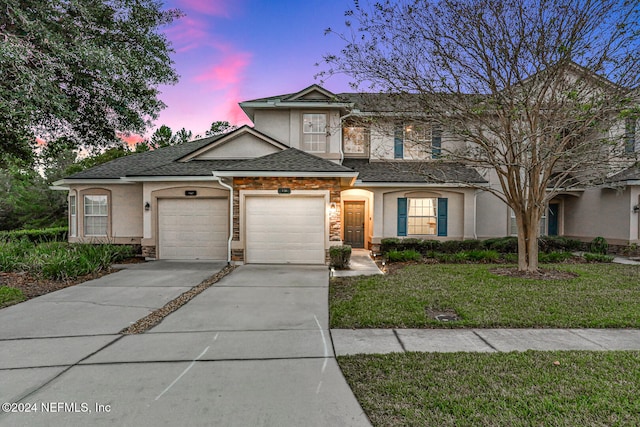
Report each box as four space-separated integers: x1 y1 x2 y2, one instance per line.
344 201 365 248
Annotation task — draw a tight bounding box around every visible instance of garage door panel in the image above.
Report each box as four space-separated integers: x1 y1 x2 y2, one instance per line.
246 197 325 264
158 198 228 260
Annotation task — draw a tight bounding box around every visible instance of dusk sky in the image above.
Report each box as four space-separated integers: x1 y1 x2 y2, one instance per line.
146 0 356 141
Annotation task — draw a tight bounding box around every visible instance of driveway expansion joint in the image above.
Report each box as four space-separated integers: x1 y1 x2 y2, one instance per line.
471 330 500 351
392 329 408 352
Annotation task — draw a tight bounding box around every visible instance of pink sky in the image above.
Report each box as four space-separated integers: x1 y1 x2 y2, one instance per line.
149 0 355 140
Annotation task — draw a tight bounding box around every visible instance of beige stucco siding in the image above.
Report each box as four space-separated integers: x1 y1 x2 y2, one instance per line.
564 187 632 244
380 189 465 239
68 183 143 243
476 191 509 238
194 134 281 159
253 110 291 144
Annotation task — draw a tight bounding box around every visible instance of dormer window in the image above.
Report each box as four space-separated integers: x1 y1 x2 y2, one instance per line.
343 123 370 157
302 113 327 152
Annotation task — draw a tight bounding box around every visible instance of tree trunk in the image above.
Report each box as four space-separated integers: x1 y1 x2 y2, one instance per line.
515 207 540 272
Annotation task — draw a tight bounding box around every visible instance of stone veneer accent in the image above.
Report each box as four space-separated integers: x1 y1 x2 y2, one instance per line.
142 245 156 259
231 177 342 262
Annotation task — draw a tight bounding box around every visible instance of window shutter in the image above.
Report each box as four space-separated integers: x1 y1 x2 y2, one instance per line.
394 126 404 159
431 125 442 159
437 198 448 236
397 197 407 236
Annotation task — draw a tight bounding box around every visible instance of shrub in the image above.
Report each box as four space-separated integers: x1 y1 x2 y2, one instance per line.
483 237 518 253
583 252 614 263
460 239 483 250
0 227 68 243
0 286 25 307
418 240 441 253
381 238 401 253
503 253 518 263
590 237 609 255
387 249 422 262
440 240 463 253
539 251 574 263
464 249 500 262
330 245 352 269
538 236 584 253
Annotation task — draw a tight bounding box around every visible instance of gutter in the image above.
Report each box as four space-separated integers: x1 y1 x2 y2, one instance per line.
213 173 234 265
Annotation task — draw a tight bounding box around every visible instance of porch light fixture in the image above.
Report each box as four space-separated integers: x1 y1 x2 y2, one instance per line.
329 202 337 213
633 204 640 213
144 202 150 211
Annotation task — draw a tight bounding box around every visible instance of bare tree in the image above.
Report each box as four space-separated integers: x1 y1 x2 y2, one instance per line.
322 0 640 272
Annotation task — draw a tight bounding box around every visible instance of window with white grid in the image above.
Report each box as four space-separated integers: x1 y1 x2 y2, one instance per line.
408 198 437 235
302 113 327 152
84 195 108 236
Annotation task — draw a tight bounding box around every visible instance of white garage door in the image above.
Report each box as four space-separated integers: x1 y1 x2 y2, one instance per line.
246 196 325 264
158 198 228 260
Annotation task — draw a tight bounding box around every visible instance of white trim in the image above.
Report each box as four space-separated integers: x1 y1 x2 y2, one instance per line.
122 176 221 182
52 178 135 186
354 181 488 188
213 171 358 178
240 101 352 109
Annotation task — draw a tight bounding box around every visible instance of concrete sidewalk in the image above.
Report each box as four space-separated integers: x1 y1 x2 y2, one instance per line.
331 328 640 355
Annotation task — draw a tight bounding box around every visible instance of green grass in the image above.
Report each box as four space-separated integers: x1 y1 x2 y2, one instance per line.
0 240 135 280
0 286 25 308
338 351 640 426
330 264 640 328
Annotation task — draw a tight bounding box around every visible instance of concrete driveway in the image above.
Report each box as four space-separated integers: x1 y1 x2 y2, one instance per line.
0 264 370 426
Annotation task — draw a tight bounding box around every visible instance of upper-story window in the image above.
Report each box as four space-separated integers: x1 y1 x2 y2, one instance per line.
302 113 327 152
394 122 442 159
343 123 370 157
625 117 637 153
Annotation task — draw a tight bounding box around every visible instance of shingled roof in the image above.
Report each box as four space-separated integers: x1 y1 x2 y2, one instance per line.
217 148 354 173
606 164 640 183
65 135 226 179
342 159 487 184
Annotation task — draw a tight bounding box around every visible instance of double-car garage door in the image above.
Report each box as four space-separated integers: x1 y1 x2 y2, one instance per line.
157 196 326 264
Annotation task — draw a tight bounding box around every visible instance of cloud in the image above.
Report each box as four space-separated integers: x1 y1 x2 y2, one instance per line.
164 17 210 52
118 133 145 148
194 52 252 90
176 0 238 17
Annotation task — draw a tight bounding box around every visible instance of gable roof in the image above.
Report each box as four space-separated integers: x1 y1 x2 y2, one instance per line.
63 135 226 180
283 84 337 101
606 164 640 183
343 159 487 184
177 125 288 161
216 148 354 173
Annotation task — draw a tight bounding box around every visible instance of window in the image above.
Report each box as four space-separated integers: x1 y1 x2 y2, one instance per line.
394 122 442 159
408 198 437 235
84 195 108 236
625 118 636 153
69 195 77 237
302 113 327 152
343 126 369 156
510 207 549 236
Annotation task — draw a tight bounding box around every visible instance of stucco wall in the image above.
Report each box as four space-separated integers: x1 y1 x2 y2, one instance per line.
194 134 281 159
564 187 632 244
253 110 291 144
68 184 143 244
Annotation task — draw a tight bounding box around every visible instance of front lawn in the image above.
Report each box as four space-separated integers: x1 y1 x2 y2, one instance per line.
330 264 640 328
0 285 25 308
339 351 640 426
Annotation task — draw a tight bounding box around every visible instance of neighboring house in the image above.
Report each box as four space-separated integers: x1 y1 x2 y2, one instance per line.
54 84 640 264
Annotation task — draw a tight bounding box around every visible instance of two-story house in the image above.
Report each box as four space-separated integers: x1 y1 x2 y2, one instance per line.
53 84 640 263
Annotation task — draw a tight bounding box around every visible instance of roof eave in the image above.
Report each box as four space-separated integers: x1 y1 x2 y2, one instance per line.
353 181 488 187
213 171 358 178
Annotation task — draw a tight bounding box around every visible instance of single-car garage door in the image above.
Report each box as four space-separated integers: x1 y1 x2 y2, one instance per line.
245 196 325 264
158 198 228 260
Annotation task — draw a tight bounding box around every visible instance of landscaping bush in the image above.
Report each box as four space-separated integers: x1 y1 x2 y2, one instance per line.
538 236 583 253
589 237 609 254
459 239 484 250
583 252 614 263
483 236 518 253
330 245 352 269
417 240 441 253
538 251 574 263
503 253 518 263
439 240 463 253
387 249 422 262
464 249 500 262
0 286 25 307
380 238 401 254
0 227 68 243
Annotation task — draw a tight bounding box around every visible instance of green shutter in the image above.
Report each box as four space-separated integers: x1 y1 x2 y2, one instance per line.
437 198 448 236
394 126 404 159
397 198 407 236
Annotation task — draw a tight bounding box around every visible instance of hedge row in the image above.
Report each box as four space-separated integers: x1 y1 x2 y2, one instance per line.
0 227 68 243
381 236 585 255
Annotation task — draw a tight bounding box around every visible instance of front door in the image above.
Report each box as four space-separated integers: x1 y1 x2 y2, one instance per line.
548 203 560 236
344 201 365 248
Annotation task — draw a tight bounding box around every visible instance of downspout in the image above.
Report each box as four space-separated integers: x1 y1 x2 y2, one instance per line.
213 173 233 265
473 190 481 240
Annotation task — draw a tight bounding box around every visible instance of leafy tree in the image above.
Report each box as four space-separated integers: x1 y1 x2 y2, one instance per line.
206 121 237 136
0 0 182 166
323 0 640 272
